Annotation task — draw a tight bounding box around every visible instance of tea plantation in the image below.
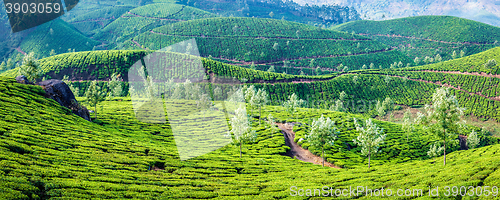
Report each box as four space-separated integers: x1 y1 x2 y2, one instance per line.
2 76 500 199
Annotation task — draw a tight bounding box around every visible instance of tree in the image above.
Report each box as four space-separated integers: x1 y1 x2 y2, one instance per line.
414 57 421 65
50 49 56 56
251 88 268 124
337 64 344 71
402 108 414 143
375 100 385 117
107 73 122 99
250 62 256 70
18 52 41 83
467 130 480 149
427 142 444 161
85 80 105 119
451 51 457 59
435 54 442 62
244 85 256 115
309 59 315 68
267 65 275 73
353 118 386 169
273 42 279 51
369 63 375 69
362 64 367 70
460 50 465 58
282 93 304 122
484 59 497 73
415 87 465 166
62 75 80 97
384 75 391 85
0 61 6 71
229 105 257 158
306 115 339 167
353 75 358 84
196 93 212 111
266 114 279 137
329 99 345 112
300 71 305 75
269 11 274 18
213 86 222 101
315 67 322 75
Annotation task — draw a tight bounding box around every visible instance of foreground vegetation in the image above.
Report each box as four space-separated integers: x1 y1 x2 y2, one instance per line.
1 76 500 199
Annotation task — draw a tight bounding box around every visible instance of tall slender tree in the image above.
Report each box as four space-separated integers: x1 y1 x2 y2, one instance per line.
306 115 339 167
415 87 465 166
353 118 386 169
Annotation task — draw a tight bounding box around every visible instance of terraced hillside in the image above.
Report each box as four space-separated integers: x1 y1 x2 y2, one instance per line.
128 17 412 74
1 76 500 199
93 3 218 50
333 16 500 64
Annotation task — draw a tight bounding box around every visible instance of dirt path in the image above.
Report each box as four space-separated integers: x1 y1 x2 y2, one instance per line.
15 47 26 55
277 123 340 168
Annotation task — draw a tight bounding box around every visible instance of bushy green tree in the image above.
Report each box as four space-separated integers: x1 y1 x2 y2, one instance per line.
427 142 444 161
267 65 275 73
402 108 414 143
251 88 268 124
467 130 480 149
85 80 106 119
107 73 123 99
306 115 339 167
282 93 305 122
62 75 80 97
213 86 222 101
415 87 465 166
229 105 257 158
18 52 41 83
353 118 386 169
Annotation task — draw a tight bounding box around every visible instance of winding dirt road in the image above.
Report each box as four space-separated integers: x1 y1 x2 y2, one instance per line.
277 123 340 168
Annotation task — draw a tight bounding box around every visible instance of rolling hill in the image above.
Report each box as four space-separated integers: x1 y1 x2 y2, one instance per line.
67 5 136 36
93 3 218 50
1 75 500 199
127 17 412 74
333 16 500 64
15 19 101 59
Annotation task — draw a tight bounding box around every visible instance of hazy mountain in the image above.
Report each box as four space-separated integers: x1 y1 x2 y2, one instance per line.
293 0 500 27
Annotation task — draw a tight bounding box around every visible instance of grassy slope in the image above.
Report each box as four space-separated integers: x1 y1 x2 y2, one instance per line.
333 15 500 63
1 76 500 199
18 19 101 58
0 50 335 82
128 17 412 73
67 5 136 36
93 3 218 50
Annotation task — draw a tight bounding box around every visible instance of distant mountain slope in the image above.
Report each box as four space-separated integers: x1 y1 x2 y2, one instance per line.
333 16 500 63
93 3 218 50
294 0 500 27
17 19 101 59
128 17 412 74
67 6 136 36
176 0 361 27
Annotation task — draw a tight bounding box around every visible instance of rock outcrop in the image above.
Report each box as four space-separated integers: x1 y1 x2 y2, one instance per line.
36 79 91 122
15 75 32 84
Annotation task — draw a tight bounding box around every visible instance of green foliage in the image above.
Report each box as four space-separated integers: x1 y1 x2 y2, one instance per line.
427 142 444 158
352 118 386 168
415 87 466 165
85 80 106 119
334 16 500 63
467 130 481 149
229 105 257 158
305 115 339 167
131 17 410 73
17 52 40 83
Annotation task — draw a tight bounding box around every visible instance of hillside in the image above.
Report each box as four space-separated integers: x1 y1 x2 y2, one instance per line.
1 75 500 198
176 0 360 27
13 19 101 59
333 16 500 63
93 3 218 50
295 0 500 27
128 17 412 74
67 5 136 36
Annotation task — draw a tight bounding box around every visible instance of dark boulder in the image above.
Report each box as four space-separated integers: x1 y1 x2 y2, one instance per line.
37 80 91 121
15 75 32 84
458 135 468 150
